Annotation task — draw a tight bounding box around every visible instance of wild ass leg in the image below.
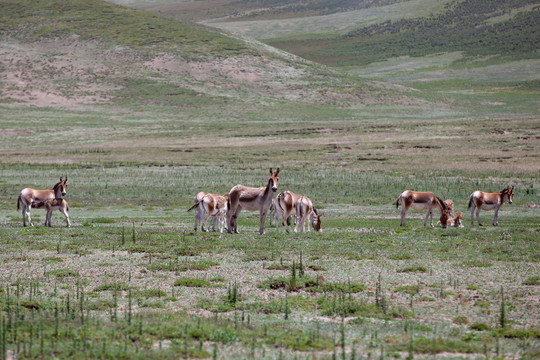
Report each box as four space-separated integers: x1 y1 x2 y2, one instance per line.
259 209 268 235
492 208 499 226
210 215 217 232
275 202 282 231
400 205 408 226
470 203 476 226
61 208 71 228
476 207 483 226
45 208 52 227
22 205 27 227
194 205 204 231
25 205 33 227
231 207 241 234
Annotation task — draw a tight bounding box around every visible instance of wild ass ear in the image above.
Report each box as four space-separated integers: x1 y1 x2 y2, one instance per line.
269 168 273 175
276 168 280 175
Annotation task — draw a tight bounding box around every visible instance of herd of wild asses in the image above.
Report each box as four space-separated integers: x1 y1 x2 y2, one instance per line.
16 172 515 232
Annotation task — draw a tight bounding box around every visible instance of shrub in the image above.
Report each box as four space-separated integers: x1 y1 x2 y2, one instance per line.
174 278 212 287
522 276 540 285
94 283 131 292
470 322 490 331
399 265 427 273
45 269 79 278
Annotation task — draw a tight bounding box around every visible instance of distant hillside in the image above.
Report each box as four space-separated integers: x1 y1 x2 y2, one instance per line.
266 0 539 66
121 0 411 23
0 0 403 110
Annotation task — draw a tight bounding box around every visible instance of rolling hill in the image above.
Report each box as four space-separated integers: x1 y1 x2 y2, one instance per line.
0 0 408 111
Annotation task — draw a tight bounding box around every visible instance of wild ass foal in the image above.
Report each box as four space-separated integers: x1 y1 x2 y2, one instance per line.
187 193 229 233
396 190 447 228
17 177 68 226
227 168 279 234
468 186 514 226
275 191 321 232
31 198 71 227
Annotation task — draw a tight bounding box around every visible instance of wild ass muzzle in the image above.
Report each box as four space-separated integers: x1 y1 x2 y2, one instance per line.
396 190 447 228
227 168 279 234
468 186 514 226
31 198 71 228
17 177 68 227
187 193 229 233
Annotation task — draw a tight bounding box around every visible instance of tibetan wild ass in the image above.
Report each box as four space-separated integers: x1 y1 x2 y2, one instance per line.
31 198 71 227
227 168 279 234
296 195 322 233
438 210 463 228
468 186 514 226
187 193 229 233
17 177 68 227
275 191 320 232
396 190 447 228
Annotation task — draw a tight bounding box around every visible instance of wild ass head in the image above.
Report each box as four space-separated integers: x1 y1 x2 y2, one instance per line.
53 177 68 198
502 186 514 204
269 168 279 192
311 208 322 232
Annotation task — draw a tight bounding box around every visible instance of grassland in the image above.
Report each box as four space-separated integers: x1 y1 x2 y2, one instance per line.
0 0 539 359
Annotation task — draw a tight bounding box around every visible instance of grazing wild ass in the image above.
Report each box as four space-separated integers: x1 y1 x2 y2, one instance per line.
396 190 447 228
468 186 514 226
275 191 320 232
17 177 68 227
227 168 279 234
296 195 322 233
442 199 454 217
187 193 229 233
31 198 71 228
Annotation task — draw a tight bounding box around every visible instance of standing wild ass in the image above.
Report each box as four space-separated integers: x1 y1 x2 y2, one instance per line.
227 168 279 234
468 186 514 226
396 190 447 228
275 191 321 232
187 193 229 233
31 198 71 227
17 177 68 227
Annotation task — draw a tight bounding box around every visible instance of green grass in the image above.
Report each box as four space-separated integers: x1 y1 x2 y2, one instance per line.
0 0 538 359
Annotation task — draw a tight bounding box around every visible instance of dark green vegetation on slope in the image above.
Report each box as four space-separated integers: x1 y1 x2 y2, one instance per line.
266 0 539 66
0 0 248 54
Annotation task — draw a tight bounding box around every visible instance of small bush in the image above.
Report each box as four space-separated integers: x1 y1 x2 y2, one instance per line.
399 265 427 273
522 276 540 285
174 278 212 287
470 322 491 331
138 289 167 298
94 283 131 292
453 316 469 325
45 269 79 278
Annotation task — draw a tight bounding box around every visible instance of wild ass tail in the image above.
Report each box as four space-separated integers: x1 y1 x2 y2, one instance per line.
17 195 21 210
187 200 202 212
395 195 401 208
468 195 473 209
